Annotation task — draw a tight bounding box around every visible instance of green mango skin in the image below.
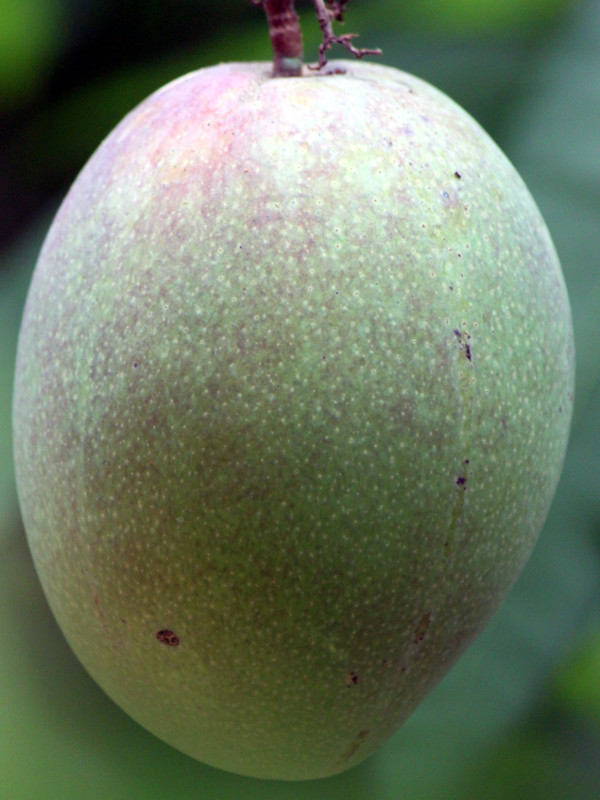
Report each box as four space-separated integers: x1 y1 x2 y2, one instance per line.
13 60 574 780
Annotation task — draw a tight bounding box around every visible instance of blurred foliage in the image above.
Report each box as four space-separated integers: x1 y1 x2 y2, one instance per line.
0 0 64 107
1 1 599 798
554 624 600 722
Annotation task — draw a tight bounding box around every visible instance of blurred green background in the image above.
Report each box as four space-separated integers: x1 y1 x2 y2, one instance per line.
1 1 599 798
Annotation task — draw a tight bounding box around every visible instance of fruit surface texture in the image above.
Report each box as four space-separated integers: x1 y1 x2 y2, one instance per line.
13 61 574 780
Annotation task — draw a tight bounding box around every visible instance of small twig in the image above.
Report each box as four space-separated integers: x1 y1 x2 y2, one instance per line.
249 0 380 77
327 1 349 22
311 0 381 70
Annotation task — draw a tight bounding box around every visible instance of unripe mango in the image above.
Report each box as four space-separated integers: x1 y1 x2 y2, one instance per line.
13 61 574 780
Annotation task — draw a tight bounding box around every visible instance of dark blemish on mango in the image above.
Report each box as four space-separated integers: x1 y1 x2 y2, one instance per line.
156 629 180 646
454 171 462 179
413 612 431 644
338 729 370 764
454 328 472 362
455 460 469 490
445 458 470 555
345 670 359 687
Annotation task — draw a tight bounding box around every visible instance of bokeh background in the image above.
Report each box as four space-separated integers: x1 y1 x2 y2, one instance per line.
1 1 599 798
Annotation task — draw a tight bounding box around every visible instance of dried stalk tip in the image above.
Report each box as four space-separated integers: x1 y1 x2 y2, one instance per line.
312 0 382 71
252 0 381 77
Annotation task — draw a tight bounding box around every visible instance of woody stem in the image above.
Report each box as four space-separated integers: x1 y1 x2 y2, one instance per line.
262 0 303 77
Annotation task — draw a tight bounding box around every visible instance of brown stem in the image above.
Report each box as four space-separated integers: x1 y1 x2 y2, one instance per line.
250 0 381 76
261 0 303 77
